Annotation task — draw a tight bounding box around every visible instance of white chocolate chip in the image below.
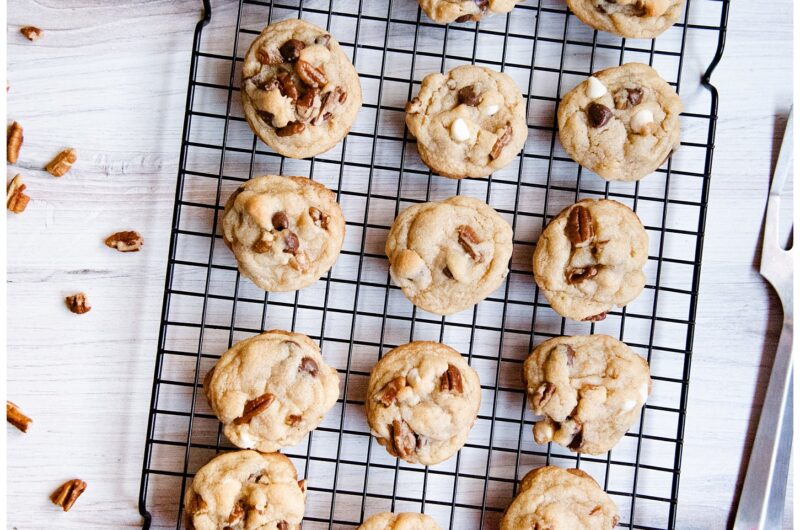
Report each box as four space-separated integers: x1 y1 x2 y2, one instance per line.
587 76 608 99
486 104 500 116
406 368 422 389
450 118 471 142
621 399 637 412
238 431 255 449
631 109 655 134
639 383 650 403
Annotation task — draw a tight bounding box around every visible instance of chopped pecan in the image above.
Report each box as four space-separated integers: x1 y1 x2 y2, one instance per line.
276 121 305 137
65 293 91 314
298 479 307 493
531 382 555 410
309 207 329 229
296 60 328 88
439 364 464 394
234 393 275 425
457 225 483 262
378 376 406 407
7 121 23 163
283 231 300 254
278 522 289 530
277 72 299 101
299 356 319 376
566 205 594 247
50 479 87 512
253 238 272 253
20 26 43 41
256 47 284 65
7 401 32 432
227 502 245 525
390 419 416 459
405 96 422 114
272 211 289 230
7 175 30 213
186 494 207 514
582 312 607 322
567 265 599 284
296 87 321 122
279 39 306 62
457 85 481 106
312 87 346 125
285 414 302 426
489 123 512 160
615 87 643 109
455 14 478 22
46 148 77 177
289 251 310 272
105 230 144 252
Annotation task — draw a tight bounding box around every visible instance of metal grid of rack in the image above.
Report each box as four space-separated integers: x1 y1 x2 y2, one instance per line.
138 0 729 528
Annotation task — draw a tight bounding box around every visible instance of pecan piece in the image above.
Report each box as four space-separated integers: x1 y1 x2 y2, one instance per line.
457 225 483 262
278 522 289 530
7 121 23 163
46 148 77 177
457 85 481 106
587 102 612 128
455 14 478 22
283 231 300 254
234 393 275 425
568 424 584 450
227 502 245 525
566 205 594 247
285 414 302 426
309 207 329 229
312 87 347 125
489 123 512 160
279 39 306 62
439 364 464 394
378 376 406 407
289 251 310 272
256 47 284 65
582 312 607 322
296 60 328 88
7 401 32 432
276 121 305 137
299 356 319 376
20 26 43 41
296 87 321 122
531 382 555 410
277 72 299 101
50 479 87 512
7 175 30 213
186 494 207 514
105 230 144 252
65 293 91 314
567 265 599 284
612 515 620 527
443 266 454 279
390 419 416 459
272 211 289 230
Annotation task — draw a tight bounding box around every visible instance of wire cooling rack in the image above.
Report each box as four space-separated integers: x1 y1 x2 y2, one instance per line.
138 0 729 528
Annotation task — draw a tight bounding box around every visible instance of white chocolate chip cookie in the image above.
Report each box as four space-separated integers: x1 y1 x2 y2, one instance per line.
184 450 306 530
558 63 683 182
567 0 685 39
221 175 345 292
385 196 513 316
358 512 443 530
533 199 649 321
366 342 481 466
405 65 527 179
418 0 523 23
523 335 651 455
204 330 340 452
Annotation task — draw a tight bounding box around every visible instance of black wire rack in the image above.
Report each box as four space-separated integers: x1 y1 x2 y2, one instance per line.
138 0 729 528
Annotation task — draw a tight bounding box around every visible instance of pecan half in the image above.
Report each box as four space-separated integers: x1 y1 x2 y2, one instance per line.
309 207 329 229
390 419 416 459
299 356 319 376
378 376 406 407
457 225 483 262
296 60 328 88
277 72 299 101
582 312 607 322
7 175 29 213
7 121 23 163
489 123 512 160
105 231 144 252
531 382 555 410
457 85 481 106
279 39 306 62
20 26 43 41
50 479 87 512
46 148 77 177
276 121 305 137
234 393 275 425
272 211 289 231
65 293 91 314
296 87 321 122
566 205 594 247
567 265 599 284
285 414 302 426
7 401 32 432
439 364 464 394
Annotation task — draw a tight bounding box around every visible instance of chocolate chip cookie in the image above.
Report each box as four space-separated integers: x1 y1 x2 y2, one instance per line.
500 466 619 530
204 330 340 452
533 199 649 321
405 65 527 179
524 335 651 455
241 18 362 159
385 196 513 315
358 512 443 530
418 0 523 23
558 63 682 182
222 175 346 292
567 0 686 38
366 342 481 466
184 450 306 530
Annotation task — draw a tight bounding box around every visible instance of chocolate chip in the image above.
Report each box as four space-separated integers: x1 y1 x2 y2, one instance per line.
272 211 289 231
587 102 612 128
627 88 643 106
299 356 319 376
457 85 481 106
279 38 305 62
283 231 299 254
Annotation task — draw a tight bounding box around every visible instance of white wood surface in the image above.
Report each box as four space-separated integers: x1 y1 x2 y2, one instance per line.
6 1 793 529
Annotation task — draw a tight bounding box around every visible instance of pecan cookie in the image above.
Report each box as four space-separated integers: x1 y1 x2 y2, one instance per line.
184 450 306 530
358 512 443 530
241 18 362 159
567 0 685 39
558 63 682 182
366 342 481 466
500 466 619 530
524 335 651 454
204 330 340 452
418 0 523 23
533 199 648 321
385 196 513 316
222 175 345 292
406 65 527 179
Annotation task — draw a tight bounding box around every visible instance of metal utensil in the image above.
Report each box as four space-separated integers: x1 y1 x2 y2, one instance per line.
733 109 794 530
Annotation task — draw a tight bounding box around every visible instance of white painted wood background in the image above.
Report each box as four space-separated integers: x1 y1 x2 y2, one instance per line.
6 1 793 528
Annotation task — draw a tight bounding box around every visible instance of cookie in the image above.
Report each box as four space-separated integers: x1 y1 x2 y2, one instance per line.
500 466 619 530
241 18 362 159
557 63 682 182
204 330 340 452
523 335 651 454
385 196 513 315
184 450 306 530
405 65 527 179
418 0 523 23
222 175 346 292
366 341 481 465
532 199 648 321
358 512 443 530
567 0 685 39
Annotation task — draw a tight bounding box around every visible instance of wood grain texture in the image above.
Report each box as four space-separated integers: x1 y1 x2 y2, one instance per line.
6 1 792 529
